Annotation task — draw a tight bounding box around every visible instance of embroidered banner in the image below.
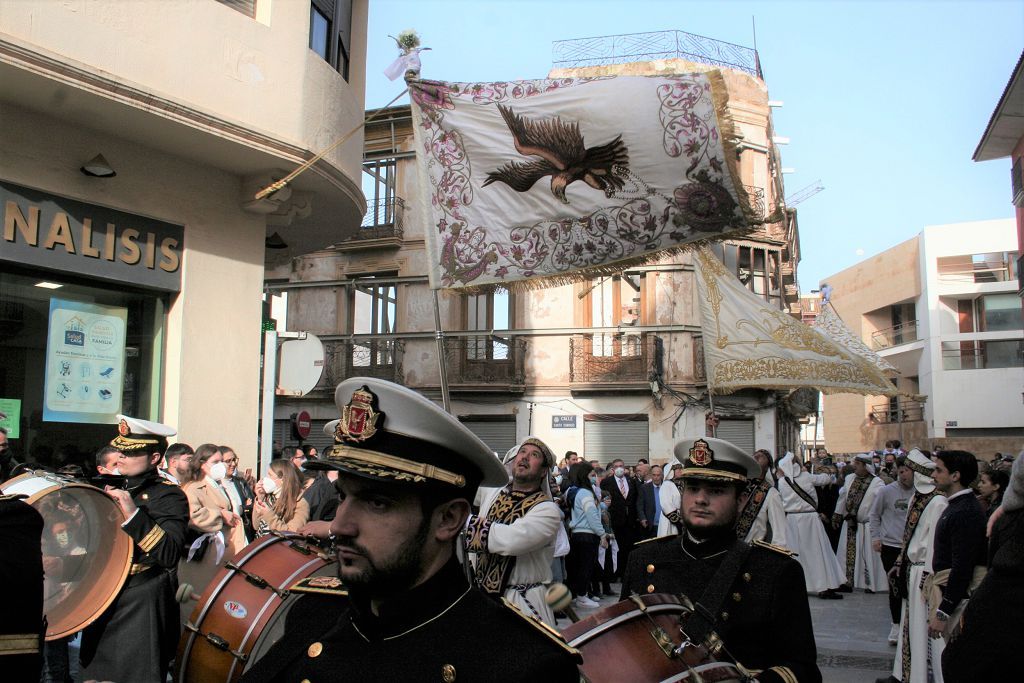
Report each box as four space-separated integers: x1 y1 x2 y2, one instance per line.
694 246 897 396
812 304 898 376
408 74 762 289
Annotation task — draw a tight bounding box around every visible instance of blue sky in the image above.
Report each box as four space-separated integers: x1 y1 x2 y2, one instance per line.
365 0 1023 291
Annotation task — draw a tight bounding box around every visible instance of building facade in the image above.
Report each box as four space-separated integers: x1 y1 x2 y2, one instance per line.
0 0 368 469
822 220 1022 455
267 31 812 465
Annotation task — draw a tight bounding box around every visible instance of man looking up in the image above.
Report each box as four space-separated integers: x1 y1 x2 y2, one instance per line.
623 439 821 683
466 436 562 625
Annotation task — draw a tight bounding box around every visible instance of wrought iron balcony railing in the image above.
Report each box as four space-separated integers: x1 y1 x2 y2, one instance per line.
444 336 527 386
743 185 766 220
318 339 404 389
341 197 405 243
871 320 918 350
569 333 657 384
869 399 925 424
552 30 761 78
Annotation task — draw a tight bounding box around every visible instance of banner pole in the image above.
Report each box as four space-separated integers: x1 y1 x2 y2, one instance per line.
432 289 452 413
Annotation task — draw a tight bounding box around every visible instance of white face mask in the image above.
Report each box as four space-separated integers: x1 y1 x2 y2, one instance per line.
55 531 70 547
209 462 228 481
262 477 279 495
110 467 122 476
614 467 625 478
555 474 564 485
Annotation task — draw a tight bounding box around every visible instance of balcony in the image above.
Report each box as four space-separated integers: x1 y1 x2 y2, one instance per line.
869 399 926 424
335 197 405 251
552 30 762 78
942 339 1024 370
871 320 919 350
444 337 527 389
570 333 657 386
318 339 404 390
743 185 766 220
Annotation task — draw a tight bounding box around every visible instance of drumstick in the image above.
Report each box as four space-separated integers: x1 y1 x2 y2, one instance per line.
545 583 579 623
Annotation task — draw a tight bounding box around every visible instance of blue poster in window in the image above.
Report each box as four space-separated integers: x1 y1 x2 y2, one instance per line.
43 298 127 424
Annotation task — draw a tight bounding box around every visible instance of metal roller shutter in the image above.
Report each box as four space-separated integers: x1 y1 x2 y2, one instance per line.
583 418 649 465
273 418 333 452
716 419 755 454
460 419 518 455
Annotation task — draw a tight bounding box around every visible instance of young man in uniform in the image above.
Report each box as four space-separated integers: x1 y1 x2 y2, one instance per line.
622 437 821 683
79 415 189 683
241 378 580 682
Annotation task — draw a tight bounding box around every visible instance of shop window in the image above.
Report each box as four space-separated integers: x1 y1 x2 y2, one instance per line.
0 269 165 469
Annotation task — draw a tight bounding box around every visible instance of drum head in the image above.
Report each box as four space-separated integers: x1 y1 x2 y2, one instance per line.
3 473 132 640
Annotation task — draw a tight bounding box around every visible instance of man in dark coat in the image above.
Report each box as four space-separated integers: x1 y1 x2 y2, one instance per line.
79 415 189 683
622 437 821 683
600 457 641 575
241 378 580 683
0 492 44 680
638 464 665 540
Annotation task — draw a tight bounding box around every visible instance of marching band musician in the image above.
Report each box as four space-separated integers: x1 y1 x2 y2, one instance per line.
466 436 563 626
0 491 44 681
621 438 821 683
79 415 189 683
241 378 580 682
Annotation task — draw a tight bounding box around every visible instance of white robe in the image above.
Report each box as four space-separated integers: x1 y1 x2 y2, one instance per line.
893 494 949 683
474 487 562 626
743 485 789 550
834 474 888 591
778 471 845 593
657 480 681 537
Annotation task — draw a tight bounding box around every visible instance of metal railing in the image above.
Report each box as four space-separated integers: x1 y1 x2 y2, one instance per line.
318 339 404 389
743 185 766 220
1012 156 1023 206
942 339 1024 370
871 320 919 350
569 333 657 384
870 399 925 424
552 30 761 78
444 337 527 386
344 197 405 242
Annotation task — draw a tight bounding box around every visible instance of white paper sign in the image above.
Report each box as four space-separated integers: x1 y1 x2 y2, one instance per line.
43 298 127 424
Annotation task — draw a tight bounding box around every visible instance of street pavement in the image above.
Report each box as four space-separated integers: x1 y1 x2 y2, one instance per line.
557 585 896 682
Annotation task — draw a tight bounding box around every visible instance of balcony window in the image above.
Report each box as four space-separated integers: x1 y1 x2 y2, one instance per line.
309 0 352 79
465 290 512 361
709 243 783 308
942 339 1023 370
937 251 1019 284
350 275 397 370
584 273 643 357
309 6 330 61
978 293 1023 332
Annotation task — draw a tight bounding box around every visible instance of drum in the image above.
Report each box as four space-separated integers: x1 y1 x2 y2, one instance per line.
0 471 132 640
561 594 744 683
174 531 338 683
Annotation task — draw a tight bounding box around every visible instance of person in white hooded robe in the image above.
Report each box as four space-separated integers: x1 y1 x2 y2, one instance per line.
776 452 846 598
466 436 562 626
657 462 684 537
833 453 888 592
885 449 949 683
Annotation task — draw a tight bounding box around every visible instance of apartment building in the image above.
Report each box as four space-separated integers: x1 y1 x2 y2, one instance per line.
822 219 1022 455
265 30 811 465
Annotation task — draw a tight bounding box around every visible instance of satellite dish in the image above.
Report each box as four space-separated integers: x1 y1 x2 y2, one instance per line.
278 333 325 397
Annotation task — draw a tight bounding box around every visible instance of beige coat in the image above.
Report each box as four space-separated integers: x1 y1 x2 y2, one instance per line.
178 478 248 623
252 496 310 533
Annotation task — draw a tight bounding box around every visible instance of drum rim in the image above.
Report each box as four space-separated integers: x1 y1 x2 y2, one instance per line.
4 472 133 640
565 602 687 648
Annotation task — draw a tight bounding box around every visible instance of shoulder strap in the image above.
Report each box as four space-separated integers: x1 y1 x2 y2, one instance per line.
685 541 752 646
784 475 819 510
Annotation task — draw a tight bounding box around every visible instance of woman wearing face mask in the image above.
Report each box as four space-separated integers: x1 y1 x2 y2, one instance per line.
177 443 247 622
253 459 310 535
563 461 611 610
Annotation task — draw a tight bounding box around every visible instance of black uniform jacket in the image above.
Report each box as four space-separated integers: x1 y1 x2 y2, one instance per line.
0 494 44 682
241 555 581 683
621 533 821 683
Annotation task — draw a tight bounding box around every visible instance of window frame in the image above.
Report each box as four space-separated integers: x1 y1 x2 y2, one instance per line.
581 272 645 358
462 290 514 362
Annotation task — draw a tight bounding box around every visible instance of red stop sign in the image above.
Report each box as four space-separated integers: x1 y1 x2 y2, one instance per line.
293 410 312 440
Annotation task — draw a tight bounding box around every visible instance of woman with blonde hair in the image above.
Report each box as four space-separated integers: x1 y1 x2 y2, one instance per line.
253 459 310 534
177 443 248 621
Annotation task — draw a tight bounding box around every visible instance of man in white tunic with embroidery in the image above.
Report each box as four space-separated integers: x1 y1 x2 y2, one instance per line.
466 437 562 626
776 452 846 599
833 454 888 592
737 449 788 549
884 449 949 683
657 462 684 537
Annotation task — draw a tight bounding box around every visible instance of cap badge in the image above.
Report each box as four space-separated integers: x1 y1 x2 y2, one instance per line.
689 439 714 467
118 419 130 437
337 386 381 443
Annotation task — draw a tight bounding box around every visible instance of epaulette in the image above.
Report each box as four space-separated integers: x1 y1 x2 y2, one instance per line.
289 576 349 596
753 539 797 557
634 534 675 547
500 597 582 661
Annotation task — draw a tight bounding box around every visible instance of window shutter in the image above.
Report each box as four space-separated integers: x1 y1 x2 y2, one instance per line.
216 0 256 18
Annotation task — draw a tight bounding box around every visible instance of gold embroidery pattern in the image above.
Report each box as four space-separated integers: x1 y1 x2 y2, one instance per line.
138 525 166 553
473 488 548 595
843 475 873 580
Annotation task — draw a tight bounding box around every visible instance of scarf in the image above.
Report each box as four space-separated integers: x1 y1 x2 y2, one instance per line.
898 490 940 683
469 486 549 595
843 474 873 578
735 477 773 542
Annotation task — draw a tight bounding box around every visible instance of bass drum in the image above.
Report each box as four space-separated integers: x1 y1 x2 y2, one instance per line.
174 531 338 683
561 594 744 683
1 471 132 640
